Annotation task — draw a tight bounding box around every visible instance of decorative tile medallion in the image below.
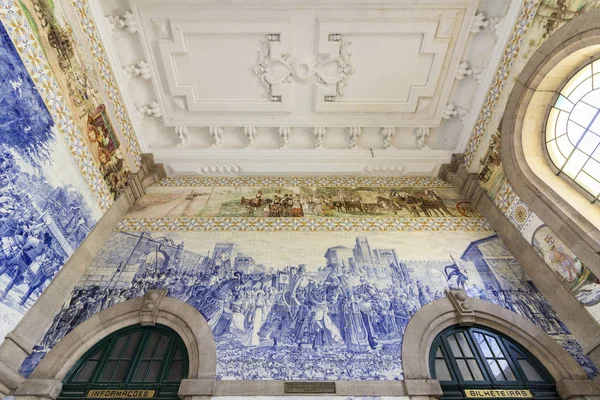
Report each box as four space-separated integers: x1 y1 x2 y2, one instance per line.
116 216 493 232
156 176 455 188
0 2 114 211
463 0 541 167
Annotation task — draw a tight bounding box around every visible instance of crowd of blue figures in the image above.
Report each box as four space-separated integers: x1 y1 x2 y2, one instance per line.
21 234 599 379
0 22 95 311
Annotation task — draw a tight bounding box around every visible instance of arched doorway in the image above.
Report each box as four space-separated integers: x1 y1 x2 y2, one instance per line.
57 324 188 400
430 326 558 400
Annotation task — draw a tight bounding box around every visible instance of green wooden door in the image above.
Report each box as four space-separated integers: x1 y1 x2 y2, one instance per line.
59 324 188 400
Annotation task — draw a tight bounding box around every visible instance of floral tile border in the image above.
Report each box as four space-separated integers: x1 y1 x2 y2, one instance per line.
0 2 114 211
155 176 456 188
463 0 541 168
73 0 142 167
116 216 493 232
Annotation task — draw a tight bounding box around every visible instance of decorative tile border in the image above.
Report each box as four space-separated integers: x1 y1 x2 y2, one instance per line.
116 217 493 232
156 176 456 187
0 2 113 211
73 0 142 167
463 0 541 168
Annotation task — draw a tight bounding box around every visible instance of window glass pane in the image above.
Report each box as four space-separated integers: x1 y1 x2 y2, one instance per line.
435 347 443 358
485 335 504 358
154 335 170 359
111 334 129 357
173 349 182 359
594 72 600 90
561 64 591 97
123 332 141 358
518 359 544 381
569 77 594 104
143 332 161 358
556 110 569 137
133 360 150 382
567 120 586 147
447 335 463 357
474 332 493 358
73 360 97 382
556 134 574 160
570 101 597 128
456 332 473 357
578 171 600 196
456 359 473 381
168 361 183 382
563 149 588 179
100 360 117 381
582 90 600 110
546 108 560 141
467 359 485 381
435 359 452 381
555 95 574 112
579 132 600 155
498 359 517 381
487 359 505 381
547 139 566 168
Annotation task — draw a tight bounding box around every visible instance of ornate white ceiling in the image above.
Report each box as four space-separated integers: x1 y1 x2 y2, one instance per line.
92 0 517 176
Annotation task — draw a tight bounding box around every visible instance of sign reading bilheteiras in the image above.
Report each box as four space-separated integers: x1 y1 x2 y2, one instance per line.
284 382 336 393
86 390 156 398
464 389 533 398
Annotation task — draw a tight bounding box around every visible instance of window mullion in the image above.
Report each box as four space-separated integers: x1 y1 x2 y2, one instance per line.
441 337 463 383
126 329 151 384
468 329 495 384
93 335 118 384
158 337 176 382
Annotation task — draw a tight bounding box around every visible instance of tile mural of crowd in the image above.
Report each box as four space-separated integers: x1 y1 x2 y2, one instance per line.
20 230 599 379
0 22 98 343
128 185 476 219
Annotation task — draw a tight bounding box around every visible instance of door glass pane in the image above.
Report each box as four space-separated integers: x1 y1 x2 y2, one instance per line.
456 332 473 357
498 359 516 381
487 359 505 381
143 333 161 358
467 359 485 381
73 360 97 382
447 335 463 357
111 335 129 357
147 360 162 381
133 360 150 382
435 359 452 381
456 359 473 381
485 336 504 357
168 361 183 382
518 359 544 381
99 360 117 381
123 332 141 358
154 336 170 359
113 360 130 382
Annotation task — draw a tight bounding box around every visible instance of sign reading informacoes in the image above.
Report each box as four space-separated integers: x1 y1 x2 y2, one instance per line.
86 390 156 398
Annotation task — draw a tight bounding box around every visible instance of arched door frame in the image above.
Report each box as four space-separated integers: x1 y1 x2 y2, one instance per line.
13 290 216 400
402 290 600 399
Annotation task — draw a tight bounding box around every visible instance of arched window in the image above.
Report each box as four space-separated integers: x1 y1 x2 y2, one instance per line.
59 324 188 400
430 326 557 399
545 58 600 203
